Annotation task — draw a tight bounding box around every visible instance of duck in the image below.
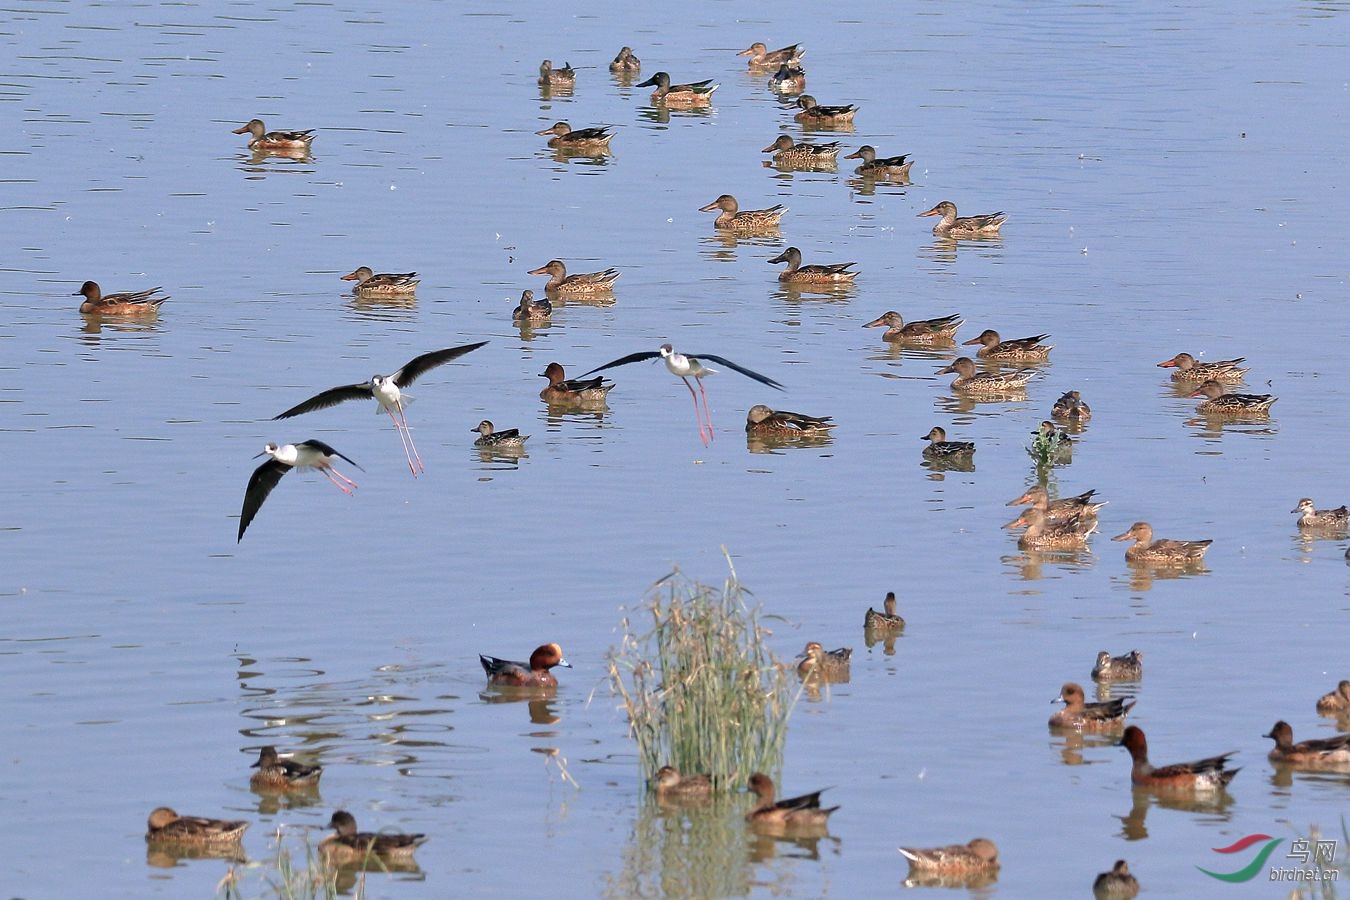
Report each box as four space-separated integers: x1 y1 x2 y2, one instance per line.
511 289 552 323
74 281 168 315
761 135 840 166
479 643 570 687
843 145 913 180
918 201 1006 237
1120 725 1238 791
736 42 804 69
767 246 857 283
319 810 427 862
864 591 905 632
1050 682 1135 730
1291 498 1349 529
231 118 315 151
962 328 1053 361
920 426 975 461
1005 486 1104 526
1092 650 1144 682
539 362 614 404
796 641 851 679
609 46 641 73
1317 680 1350 715
745 772 838 827
767 63 807 93
527 259 620 294
899 839 1000 876
862 310 962 343
1111 522 1211 564
651 766 713 798
1187 379 1276 414
470 420 528 449
534 122 614 152
1051 390 1092 421
1004 507 1097 550
698 194 787 231
1264 720 1350 768
145 807 248 845
635 72 719 106
1093 860 1140 900
249 745 323 791
793 94 858 124
1155 352 1249 383
745 405 834 437
340 267 418 296
935 357 1034 392
537 60 575 86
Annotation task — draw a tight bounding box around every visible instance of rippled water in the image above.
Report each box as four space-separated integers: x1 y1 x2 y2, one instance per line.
4 1 1350 897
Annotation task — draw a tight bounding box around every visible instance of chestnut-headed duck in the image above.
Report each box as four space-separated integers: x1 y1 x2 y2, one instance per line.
1317 680 1350 716
146 807 248 844
1093 860 1140 899
1120 725 1238 790
864 591 904 632
319 810 427 861
249 745 322 791
1050 682 1134 731
1264 720 1350 768
480 643 570 687
1092 650 1144 682
75 281 168 315
796 642 851 679
745 772 838 827
539 362 614 404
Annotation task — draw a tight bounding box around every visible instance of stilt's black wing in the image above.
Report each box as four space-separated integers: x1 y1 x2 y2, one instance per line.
578 350 661 378
390 341 489 387
238 458 291 542
691 354 785 390
273 384 373 420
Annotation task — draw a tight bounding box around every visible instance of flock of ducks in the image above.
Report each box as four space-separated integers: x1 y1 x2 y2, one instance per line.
66 34 1337 895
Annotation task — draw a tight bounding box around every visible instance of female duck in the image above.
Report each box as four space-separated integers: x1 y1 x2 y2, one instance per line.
745 405 833 437
249 746 323 791
737 42 804 69
1111 522 1211 564
74 281 168 315
1291 498 1349 529
470 420 528 449
1052 390 1092 421
936 357 1034 392
1092 650 1144 682
864 591 905 632
609 46 641 73
320 810 427 861
341 267 418 296
511 289 552 323
539 362 614 404
480 643 570 687
962 328 1052 362
1049 682 1134 730
1005 485 1103 525
146 807 248 844
767 246 857 283
1318 680 1350 715
1187 379 1276 414
699 194 787 231
1121 725 1238 791
844 145 912 179
1264 721 1350 768
535 122 614 152
921 426 975 461
863 310 962 343
793 94 858 124
1004 507 1097 550
899 839 999 876
527 259 620 294
796 642 851 679
232 118 315 151
918 201 1005 237
651 766 713 798
1156 352 1248 383
538 60 575 86
761 135 840 166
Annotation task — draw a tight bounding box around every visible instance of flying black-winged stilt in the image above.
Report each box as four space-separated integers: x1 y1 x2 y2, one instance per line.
579 344 783 444
238 440 363 542
272 342 488 475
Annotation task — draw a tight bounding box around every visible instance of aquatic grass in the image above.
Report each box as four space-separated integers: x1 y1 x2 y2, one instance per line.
607 558 797 788
1027 423 1070 468
1284 817 1348 900
215 825 356 900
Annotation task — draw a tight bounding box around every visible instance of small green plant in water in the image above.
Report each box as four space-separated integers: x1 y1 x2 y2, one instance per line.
607 558 796 789
216 824 362 900
1027 422 1070 467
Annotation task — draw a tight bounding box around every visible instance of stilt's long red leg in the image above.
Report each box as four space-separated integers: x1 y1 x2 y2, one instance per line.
681 376 709 445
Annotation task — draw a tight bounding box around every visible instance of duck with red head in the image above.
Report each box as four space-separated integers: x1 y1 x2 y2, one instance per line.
1121 725 1238 790
1264 720 1350 768
480 643 570 688
745 772 838 828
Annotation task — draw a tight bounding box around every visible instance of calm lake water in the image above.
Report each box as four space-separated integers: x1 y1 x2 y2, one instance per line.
3 1 1349 897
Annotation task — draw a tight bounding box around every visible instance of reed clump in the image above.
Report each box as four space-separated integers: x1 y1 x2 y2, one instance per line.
607 561 795 789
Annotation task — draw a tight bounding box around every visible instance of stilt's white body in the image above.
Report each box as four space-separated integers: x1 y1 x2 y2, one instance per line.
660 344 718 444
